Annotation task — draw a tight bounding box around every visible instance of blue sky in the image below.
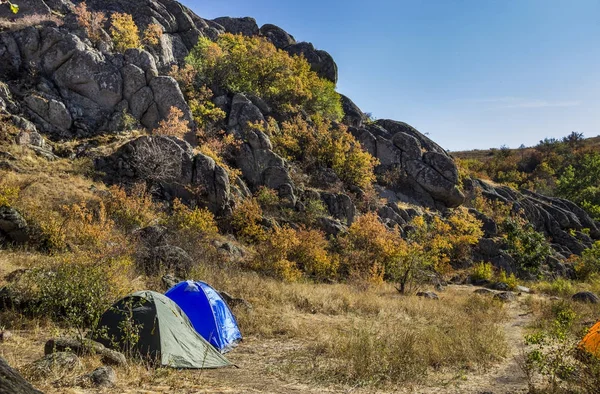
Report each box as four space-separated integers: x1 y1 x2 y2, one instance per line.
185 0 599 151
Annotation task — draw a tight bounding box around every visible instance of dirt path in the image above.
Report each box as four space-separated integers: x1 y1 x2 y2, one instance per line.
410 286 536 394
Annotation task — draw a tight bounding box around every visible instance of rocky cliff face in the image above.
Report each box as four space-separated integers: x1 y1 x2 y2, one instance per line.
1 0 599 272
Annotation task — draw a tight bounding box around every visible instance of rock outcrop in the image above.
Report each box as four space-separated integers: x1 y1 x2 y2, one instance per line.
0 357 43 394
351 118 465 209
95 135 233 215
467 178 600 257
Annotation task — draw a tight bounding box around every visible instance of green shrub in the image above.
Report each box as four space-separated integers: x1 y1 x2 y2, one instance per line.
575 241 600 280
471 262 493 282
504 217 552 277
186 33 343 120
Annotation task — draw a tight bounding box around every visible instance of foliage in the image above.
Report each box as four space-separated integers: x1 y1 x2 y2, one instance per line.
73 1 106 45
267 115 378 189
556 153 600 221
230 198 267 243
457 133 600 220
104 183 159 231
496 270 518 290
186 33 343 120
524 304 578 393
471 262 494 282
289 228 339 281
504 216 552 276
575 241 600 280
142 23 163 46
13 257 133 334
0 183 19 207
247 225 302 282
109 12 141 52
166 199 219 236
255 186 280 210
153 106 190 138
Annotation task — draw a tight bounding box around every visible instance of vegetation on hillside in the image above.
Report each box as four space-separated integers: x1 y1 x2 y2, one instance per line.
457 132 600 220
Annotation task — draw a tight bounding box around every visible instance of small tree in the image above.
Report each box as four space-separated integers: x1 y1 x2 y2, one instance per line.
110 12 141 52
153 106 190 138
73 1 107 45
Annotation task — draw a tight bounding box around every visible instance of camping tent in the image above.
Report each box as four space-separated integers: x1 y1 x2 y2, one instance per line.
166 281 242 353
92 290 231 369
580 321 600 357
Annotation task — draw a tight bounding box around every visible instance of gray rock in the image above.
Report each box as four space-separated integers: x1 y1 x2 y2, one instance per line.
474 288 496 296
391 132 423 161
192 153 232 214
28 352 81 378
340 94 366 128
0 330 13 342
44 337 105 356
144 245 194 276
490 282 510 291
494 292 517 302
149 76 192 129
316 217 347 236
321 193 356 225
99 349 126 367
285 42 338 83
416 291 439 300
516 285 531 294
572 291 600 304
423 151 459 184
212 17 259 36
219 291 252 310
81 366 116 388
0 206 28 244
405 159 465 208
134 225 169 248
0 357 43 394
260 23 296 49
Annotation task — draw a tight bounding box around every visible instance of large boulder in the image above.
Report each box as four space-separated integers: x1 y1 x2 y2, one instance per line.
259 24 296 49
0 206 29 244
0 357 43 394
96 136 233 214
228 94 293 193
212 17 259 37
285 42 338 84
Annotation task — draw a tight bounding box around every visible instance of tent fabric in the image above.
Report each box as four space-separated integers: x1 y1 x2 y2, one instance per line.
93 290 231 369
580 321 600 357
166 281 242 353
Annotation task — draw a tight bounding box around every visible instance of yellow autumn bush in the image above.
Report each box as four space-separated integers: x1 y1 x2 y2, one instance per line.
110 12 141 52
186 33 343 120
166 199 219 236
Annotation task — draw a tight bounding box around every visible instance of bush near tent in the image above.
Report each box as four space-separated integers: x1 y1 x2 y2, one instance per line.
165 281 242 353
92 290 231 369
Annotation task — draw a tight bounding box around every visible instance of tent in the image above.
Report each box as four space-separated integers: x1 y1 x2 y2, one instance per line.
166 281 242 353
580 321 600 357
92 290 231 369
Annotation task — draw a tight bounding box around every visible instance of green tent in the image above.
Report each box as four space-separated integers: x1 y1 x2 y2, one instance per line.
92 290 231 369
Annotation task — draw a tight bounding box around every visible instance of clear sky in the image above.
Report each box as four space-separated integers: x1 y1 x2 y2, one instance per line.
184 0 599 151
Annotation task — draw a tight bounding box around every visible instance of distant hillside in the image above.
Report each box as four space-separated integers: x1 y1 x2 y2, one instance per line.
454 133 600 221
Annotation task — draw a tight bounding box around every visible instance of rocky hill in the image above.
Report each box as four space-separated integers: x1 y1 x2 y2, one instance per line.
1 0 599 280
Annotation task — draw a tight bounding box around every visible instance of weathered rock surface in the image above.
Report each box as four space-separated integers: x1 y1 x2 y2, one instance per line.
228 94 294 195
80 366 116 388
259 24 296 49
0 357 43 394
0 206 29 244
353 116 464 209
467 178 600 256
212 17 259 37
572 291 600 304
27 352 81 378
285 42 338 83
95 135 233 214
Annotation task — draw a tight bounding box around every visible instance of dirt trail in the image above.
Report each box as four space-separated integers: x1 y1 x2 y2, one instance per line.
409 285 535 394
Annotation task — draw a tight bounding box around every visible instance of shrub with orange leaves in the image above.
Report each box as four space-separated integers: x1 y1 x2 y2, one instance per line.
153 106 190 138
142 23 163 46
73 1 107 45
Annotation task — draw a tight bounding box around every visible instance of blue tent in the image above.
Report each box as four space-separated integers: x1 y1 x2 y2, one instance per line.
165 281 242 353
